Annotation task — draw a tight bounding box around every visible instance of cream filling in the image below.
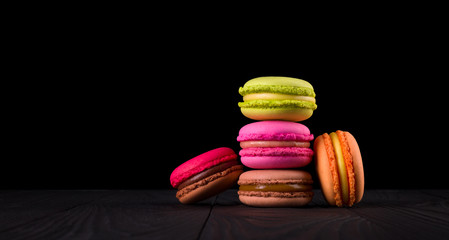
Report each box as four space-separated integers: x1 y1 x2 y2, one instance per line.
239 184 312 192
243 93 316 103
240 141 310 148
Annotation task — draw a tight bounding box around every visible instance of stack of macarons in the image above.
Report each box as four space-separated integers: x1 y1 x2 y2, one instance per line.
170 76 364 208
236 77 318 207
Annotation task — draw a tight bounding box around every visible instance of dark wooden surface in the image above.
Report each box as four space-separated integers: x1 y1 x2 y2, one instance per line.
0 189 448 240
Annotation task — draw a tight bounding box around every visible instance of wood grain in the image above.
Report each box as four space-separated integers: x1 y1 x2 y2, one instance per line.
0 189 448 240
0 190 111 234
0 190 215 240
199 189 449 240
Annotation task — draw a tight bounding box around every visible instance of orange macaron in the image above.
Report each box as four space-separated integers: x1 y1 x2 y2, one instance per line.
314 130 364 207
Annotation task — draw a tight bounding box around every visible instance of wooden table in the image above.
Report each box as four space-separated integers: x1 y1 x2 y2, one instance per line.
1 189 448 239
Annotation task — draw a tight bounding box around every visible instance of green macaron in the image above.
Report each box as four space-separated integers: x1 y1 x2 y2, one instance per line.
238 76 317 122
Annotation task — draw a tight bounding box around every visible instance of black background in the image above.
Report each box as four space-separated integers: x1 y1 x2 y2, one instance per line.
3 8 446 189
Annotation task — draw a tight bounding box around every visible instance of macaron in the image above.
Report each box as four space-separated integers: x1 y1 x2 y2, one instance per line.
238 170 314 207
170 147 244 204
237 121 314 169
238 76 317 121
314 131 364 207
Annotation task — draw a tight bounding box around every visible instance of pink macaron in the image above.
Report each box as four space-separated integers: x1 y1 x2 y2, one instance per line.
170 147 244 204
237 121 314 169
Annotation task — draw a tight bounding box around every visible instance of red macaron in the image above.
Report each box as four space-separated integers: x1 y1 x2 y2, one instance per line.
170 147 244 204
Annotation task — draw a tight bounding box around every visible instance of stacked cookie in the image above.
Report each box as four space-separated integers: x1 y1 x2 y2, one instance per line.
170 76 365 207
236 77 318 207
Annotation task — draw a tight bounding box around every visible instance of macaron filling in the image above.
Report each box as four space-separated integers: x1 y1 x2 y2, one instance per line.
238 178 313 199
238 100 317 110
243 93 316 103
321 131 357 207
337 131 356 206
240 141 311 148
239 147 314 157
176 164 244 200
239 183 313 192
329 132 349 205
177 160 240 190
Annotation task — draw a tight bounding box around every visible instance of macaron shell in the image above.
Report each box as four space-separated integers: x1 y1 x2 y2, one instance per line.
241 76 314 89
314 135 338 206
237 121 313 142
170 147 237 188
240 147 313 169
177 161 239 190
178 168 243 204
345 131 364 203
238 194 313 207
241 108 314 122
337 131 355 206
238 76 315 97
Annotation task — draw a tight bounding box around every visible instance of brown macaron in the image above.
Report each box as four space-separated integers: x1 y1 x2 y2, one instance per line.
238 170 313 207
